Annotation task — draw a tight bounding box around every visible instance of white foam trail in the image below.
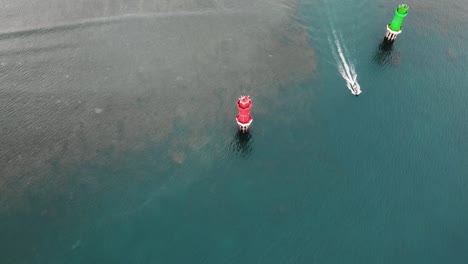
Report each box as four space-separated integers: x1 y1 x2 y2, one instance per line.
338 31 352 60
333 31 352 79
329 37 354 90
338 64 352 84
331 42 353 88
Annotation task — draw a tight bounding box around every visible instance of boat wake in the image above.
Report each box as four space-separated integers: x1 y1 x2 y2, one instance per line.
329 30 361 96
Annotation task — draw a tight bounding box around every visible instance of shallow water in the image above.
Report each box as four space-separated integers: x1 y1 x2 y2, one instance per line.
1 0 468 263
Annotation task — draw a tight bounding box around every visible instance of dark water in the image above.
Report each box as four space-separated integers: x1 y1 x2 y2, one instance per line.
1 0 467 263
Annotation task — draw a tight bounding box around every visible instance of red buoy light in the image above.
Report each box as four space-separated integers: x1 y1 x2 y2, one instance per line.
236 95 253 132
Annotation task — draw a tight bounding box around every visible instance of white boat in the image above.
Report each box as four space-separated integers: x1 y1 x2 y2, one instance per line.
351 83 361 96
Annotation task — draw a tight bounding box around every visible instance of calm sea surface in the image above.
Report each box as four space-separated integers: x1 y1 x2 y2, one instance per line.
1 0 467 263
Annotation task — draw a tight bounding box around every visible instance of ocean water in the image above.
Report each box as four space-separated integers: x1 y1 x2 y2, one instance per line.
1 0 467 263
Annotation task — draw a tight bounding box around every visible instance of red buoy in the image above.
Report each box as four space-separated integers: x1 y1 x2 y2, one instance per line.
236 95 253 132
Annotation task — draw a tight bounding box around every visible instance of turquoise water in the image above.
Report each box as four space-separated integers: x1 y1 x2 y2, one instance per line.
1 0 468 263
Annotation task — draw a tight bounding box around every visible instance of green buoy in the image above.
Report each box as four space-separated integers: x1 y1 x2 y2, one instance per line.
385 4 409 42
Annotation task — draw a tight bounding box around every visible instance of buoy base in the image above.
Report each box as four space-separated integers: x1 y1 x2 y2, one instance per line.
236 118 252 133
384 25 402 42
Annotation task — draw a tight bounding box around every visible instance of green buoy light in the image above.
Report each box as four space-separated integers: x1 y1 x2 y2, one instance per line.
385 4 409 42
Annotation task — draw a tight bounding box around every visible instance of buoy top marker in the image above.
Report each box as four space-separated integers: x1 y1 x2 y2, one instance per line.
389 4 409 32
238 96 252 109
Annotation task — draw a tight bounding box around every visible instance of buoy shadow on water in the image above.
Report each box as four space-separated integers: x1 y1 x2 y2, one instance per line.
229 130 253 157
372 38 401 66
